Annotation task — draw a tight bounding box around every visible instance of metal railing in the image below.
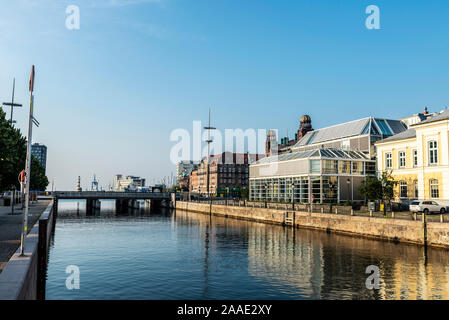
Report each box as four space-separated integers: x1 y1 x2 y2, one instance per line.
183 198 448 223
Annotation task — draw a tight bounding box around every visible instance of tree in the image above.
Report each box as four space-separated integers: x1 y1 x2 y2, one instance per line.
359 171 397 213
240 186 249 200
0 108 49 191
359 175 383 201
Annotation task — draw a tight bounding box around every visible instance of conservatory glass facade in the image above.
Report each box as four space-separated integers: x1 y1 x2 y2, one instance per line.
249 148 376 203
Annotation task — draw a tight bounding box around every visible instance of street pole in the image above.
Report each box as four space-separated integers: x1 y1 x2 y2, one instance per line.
20 65 36 256
291 183 295 211
204 108 216 215
2 78 22 126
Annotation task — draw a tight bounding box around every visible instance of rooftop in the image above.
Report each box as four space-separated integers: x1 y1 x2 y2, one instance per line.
252 148 370 165
292 117 407 148
411 108 449 126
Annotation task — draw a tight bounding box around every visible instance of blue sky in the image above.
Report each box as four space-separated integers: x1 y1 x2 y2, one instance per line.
1 0 449 190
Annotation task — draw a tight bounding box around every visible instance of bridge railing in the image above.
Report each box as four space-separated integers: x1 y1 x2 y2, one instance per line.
53 191 171 198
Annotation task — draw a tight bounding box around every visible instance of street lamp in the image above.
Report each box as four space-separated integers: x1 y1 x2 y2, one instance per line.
291 182 296 211
329 183 335 213
263 184 267 208
346 178 351 203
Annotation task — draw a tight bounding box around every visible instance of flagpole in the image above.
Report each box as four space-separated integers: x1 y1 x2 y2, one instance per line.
20 65 35 256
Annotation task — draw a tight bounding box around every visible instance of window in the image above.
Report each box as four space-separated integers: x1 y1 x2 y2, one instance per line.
400 181 408 198
385 153 392 169
342 140 350 150
352 161 364 175
310 160 321 174
430 179 439 198
429 141 438 165
413 149 418 167
322 160 338 174
414 180 418 198
339 161 351 174
399 151 406 168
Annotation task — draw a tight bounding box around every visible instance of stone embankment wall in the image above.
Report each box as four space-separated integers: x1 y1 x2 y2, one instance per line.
0 202 54 300
175 201 449 249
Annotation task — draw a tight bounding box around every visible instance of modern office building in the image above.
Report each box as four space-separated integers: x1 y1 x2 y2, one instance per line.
375 108 449 205
31 143 47 173
114 175 146 192
251 116 408 203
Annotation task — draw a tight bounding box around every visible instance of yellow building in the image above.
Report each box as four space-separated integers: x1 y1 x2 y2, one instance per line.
375 110 449 205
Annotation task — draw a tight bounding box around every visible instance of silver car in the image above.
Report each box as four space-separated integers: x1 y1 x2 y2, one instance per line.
410 200 447 214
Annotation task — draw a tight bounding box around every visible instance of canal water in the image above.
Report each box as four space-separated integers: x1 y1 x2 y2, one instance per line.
45 200 449 300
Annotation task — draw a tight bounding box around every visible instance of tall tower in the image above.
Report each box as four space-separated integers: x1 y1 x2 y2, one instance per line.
265 130 278 157
297 115 313 141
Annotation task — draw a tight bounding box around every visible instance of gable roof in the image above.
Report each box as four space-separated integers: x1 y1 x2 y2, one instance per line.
411 109 449 126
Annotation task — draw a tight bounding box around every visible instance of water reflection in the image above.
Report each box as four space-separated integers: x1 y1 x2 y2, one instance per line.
173 210 449 300
46 202 449 299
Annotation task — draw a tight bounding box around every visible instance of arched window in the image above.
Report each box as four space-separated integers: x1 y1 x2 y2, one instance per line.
429 141 438 165
400 181 408 198
430 179 439 198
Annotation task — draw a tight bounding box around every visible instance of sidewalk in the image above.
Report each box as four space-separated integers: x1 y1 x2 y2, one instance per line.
0 200 50 273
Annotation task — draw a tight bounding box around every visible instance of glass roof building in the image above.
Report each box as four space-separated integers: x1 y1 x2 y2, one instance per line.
250 116 407 204
291 117 407 159
250 148 376 203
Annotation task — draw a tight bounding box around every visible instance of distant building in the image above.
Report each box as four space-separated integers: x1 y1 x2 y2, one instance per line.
31 143 47 172
399 107 437 127
266 115 314 156
177 160 199 189
114 175 145 192
190 152 265 197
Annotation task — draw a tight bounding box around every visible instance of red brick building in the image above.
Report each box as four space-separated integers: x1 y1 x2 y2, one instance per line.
190 152 264 196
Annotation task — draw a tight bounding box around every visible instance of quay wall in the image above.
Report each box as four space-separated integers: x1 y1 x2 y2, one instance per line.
175 201 449 248
0 202 54 300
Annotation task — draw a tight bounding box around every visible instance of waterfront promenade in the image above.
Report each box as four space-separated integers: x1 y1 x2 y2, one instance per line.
0 200 50 273
176 200 449 249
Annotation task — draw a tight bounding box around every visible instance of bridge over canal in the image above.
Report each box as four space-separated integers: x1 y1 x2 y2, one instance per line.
53 191 172 214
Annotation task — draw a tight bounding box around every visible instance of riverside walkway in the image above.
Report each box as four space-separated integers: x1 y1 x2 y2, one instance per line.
0 200 50 273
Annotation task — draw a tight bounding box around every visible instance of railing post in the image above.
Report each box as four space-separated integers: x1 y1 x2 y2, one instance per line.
392 211 395 219
350 209 354 216
441 214 444 223
369 210 373 217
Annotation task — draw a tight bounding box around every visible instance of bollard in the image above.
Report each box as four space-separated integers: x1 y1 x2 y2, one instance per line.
335 208 338 214
350 209 354 216
392 211 395 219
369 210 373 217
321 208 324 213
414 212 417 221
441 214 444 223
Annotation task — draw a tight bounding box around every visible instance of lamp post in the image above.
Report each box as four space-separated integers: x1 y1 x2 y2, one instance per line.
346 178 351 203
204 108 216 214
329 183 335 213
263 184 267 208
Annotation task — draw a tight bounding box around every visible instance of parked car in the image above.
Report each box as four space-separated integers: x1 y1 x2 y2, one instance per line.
409 200 447 214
